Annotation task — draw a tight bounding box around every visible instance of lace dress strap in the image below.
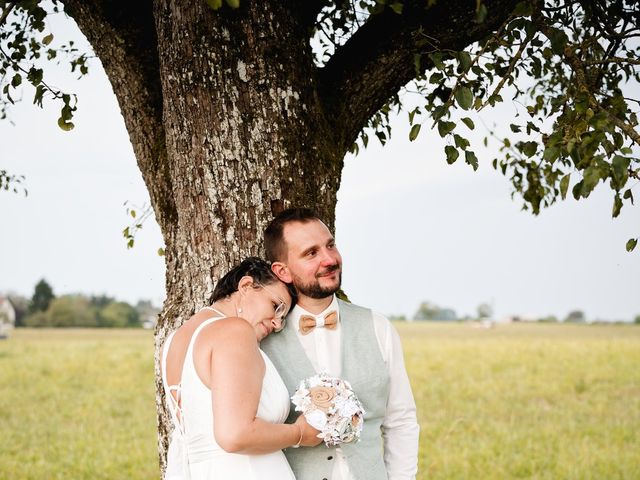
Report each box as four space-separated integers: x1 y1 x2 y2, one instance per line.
162 331 187 434
162 330 190 480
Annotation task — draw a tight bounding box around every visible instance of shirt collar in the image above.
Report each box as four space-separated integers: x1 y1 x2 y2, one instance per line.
288 295 340 323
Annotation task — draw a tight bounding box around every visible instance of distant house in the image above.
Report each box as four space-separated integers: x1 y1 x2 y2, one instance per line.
0 297 16 338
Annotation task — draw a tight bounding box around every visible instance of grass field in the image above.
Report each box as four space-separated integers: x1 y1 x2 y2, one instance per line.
1 323 638 479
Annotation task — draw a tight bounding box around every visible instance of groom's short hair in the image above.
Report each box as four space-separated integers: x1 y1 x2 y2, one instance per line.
264 207 321 262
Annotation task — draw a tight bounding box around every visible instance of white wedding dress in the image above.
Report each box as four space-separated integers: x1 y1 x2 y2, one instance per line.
162 309 296 479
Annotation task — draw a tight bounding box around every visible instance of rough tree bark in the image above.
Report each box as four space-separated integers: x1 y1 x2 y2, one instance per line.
61 0 518 475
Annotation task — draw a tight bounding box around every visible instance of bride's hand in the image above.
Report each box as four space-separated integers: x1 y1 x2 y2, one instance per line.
294 414 323 447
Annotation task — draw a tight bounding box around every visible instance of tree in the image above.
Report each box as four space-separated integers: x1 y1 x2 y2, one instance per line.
90 294 115 310
634 315 640 325
477 302 494 320
47 295 97 327
564 310 586 323
413 301 457 321
2 0 639 472
29 278 54 314
99 301 140 328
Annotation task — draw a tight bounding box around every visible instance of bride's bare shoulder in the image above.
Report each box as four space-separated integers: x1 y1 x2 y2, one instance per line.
201 316 254 341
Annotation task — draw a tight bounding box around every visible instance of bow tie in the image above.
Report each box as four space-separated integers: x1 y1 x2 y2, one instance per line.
298 311 338 335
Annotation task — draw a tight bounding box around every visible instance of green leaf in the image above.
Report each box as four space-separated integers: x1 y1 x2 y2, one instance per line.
437 120 456 138
33 85 45 107
465 151 479 170
623 189 634 205
572 180 583 200
11 73 22 87
157 248 165 257
130 210 137 218
455 87 473 110
57 117 74 131
27 67 43 86
560 174 570 200
225 0 240 8
390 2 403 14
458 51 472 72
626 238 637 252
42 33 54 45
510 124 521 133
461 117 475 130
611 155 630 190
413 54 421 75
476 2 488 23
445 146 459 164
206 0 223 9
548 28 569 55
513 1 533 15
581 167 600 197
428 53 445 71
543 146 560 163
520 141 538 157
612 194 623 218
409 124 421 142
454 134 470 150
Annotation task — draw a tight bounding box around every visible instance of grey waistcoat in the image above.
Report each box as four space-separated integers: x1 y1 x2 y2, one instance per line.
261 299 390 480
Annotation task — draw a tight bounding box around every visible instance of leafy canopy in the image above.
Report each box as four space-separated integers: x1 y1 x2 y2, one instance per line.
1 0 639 249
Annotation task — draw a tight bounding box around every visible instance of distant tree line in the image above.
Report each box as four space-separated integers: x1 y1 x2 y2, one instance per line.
6 279 157 328
389 300 640 324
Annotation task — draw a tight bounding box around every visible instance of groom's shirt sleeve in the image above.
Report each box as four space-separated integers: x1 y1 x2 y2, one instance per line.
373 312 420 480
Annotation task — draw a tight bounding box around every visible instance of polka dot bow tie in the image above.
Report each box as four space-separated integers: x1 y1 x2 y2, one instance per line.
298 311 338 335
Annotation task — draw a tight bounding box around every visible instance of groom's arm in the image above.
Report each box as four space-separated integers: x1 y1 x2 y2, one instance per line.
373 313 420 480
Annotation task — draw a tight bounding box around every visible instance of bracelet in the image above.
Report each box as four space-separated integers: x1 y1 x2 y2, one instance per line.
292 424 303 448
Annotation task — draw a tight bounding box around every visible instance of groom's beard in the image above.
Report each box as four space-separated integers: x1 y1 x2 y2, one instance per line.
293 266 342 299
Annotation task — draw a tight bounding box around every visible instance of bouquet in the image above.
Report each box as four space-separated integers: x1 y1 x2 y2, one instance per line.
291 373 365 447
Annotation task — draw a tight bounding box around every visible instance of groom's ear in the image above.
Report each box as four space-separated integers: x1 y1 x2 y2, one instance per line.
271 262 292 283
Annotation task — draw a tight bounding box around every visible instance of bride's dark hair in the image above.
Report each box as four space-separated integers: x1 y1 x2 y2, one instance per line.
211 257 296 306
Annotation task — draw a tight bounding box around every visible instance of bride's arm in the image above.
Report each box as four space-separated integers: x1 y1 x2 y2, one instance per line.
209 318 320 454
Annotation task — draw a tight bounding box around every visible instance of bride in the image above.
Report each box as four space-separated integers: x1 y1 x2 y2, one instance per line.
161 257 321 479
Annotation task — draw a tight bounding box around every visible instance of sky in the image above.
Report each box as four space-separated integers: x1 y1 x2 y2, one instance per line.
1 12 639 322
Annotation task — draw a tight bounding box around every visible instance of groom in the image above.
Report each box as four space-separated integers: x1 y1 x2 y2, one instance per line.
261 208 419 480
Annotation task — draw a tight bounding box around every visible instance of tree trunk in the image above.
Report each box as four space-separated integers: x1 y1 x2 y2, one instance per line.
151 2 347 472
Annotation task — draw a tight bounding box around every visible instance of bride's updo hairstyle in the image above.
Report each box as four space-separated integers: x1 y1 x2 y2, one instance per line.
211 257 297 306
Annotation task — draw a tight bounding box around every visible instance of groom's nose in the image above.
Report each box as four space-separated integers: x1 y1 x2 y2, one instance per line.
319 248 339 266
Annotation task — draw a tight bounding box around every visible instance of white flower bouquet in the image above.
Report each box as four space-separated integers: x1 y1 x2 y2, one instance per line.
291 373 365 447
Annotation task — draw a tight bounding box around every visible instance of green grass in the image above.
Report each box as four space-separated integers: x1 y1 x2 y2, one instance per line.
0 329 158 480
1 323 639 479
398 322 640 479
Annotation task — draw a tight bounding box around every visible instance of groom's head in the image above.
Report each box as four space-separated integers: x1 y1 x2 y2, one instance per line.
264 208 342 300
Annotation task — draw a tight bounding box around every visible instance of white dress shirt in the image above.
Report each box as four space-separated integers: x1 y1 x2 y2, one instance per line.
290 296 419 480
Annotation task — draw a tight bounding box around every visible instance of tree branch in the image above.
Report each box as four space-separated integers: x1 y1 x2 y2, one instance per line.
62 0 178 233
0 2 16 26
584 56 640 66
318 0 520 151
532 10 640 148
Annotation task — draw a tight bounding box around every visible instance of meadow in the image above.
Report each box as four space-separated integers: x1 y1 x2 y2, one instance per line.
0 323 638 479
